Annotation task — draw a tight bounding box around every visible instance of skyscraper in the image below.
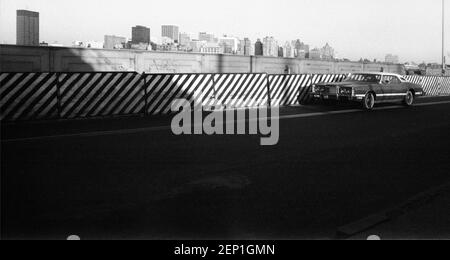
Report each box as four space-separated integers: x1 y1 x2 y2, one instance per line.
132 26 151 44
179 33 191 46
162 25 179 43
263 37 278 57
16 10 39 46
321 43 335 60
255 39 263 56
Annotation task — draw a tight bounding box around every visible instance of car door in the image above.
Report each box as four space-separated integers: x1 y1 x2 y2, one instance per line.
385 76 405 101
380 75 395 101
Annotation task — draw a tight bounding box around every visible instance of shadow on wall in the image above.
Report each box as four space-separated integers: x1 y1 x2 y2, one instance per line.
0 45 139 73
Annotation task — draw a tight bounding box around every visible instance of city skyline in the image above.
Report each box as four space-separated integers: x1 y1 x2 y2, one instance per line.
0 0 448 63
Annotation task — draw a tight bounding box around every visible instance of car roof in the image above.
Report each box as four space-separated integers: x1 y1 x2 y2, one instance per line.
350 72 403 77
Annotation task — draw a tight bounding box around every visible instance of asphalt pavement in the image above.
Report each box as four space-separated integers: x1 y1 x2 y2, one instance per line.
2 96 450 240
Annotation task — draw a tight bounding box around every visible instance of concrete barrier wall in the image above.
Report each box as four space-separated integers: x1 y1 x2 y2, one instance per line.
1 45 404 74
2 71 449 122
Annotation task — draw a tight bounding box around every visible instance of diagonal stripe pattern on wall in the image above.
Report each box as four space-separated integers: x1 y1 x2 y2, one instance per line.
143 73 269 115
0 72 59 121
59 72 145 119
211 73 268 109
143 74 214 115
405 75 450 96
269 74 311 106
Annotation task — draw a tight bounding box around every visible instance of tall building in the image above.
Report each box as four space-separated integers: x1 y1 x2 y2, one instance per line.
385 54 399 64
263 36 278 57
179 32 191 46
310 48 322 60
292 39 310 58
104 35 127 49
278 47 284 58
198 32 215 43
162 25 179 43
283 41 295 58
132 26 150 44
16 10 39 46
238 38 252 56
255 39 263 56
321 43 335 60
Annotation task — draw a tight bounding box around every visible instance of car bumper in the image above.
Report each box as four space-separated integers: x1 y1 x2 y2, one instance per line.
310 93 363 102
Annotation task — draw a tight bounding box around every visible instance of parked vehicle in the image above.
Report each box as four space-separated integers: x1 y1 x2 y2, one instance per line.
306 73 425 110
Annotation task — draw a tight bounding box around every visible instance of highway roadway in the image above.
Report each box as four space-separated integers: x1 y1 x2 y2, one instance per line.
2 96 450 239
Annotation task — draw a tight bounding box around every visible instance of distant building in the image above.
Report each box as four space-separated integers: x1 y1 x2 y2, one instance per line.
179 32 191 46
200 43 222 54
162 25 179 43
104 35 127 49
73 41 104 49
310 48 322 60
255 39 263 56
132 26 151 44
321 43 335 60
385 54 399 64
283 41 295 58
278 47 284 57
199 32 216 43
292 39 309 58
263 36 278 57
16 10 39 46
237 38 252 56
219 36 239 54
189 40 207 52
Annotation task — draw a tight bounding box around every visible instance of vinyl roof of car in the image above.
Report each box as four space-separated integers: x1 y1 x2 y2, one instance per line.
350 72 403 77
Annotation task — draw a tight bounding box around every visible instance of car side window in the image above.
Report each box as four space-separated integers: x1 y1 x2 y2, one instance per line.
383 76 394 85
390 77 401 84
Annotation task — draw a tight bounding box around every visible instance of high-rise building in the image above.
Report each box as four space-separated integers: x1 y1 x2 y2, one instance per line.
104 35 127 49
255 39 263 56
16 10 39 46
132 26 151 44
237 38 252 56
321 43 335 60
385 54 399 64
162 25 179 43
283 41 295 58
198 32 215 43
243 38 252 56
292 39 310 58
179 32 191 46
263 37 278 57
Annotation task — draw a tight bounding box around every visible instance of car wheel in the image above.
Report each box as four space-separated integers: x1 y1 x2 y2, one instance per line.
362 92 375 110
403 90 414 107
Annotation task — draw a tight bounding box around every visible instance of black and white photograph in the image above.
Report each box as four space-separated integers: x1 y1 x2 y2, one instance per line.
1 0 449 245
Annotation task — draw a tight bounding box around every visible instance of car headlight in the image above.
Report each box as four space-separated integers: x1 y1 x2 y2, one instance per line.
339 87 353 95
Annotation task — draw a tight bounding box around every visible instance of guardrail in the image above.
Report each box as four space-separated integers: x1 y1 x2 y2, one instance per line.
1 72 449 122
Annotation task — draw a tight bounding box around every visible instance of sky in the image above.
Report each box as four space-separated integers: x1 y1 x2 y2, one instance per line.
0 0 449 63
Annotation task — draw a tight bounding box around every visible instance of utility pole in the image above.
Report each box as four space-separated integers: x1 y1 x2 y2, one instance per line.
443 0 446 75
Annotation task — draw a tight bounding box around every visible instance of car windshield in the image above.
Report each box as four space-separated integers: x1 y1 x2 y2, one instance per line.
345 74 382 83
